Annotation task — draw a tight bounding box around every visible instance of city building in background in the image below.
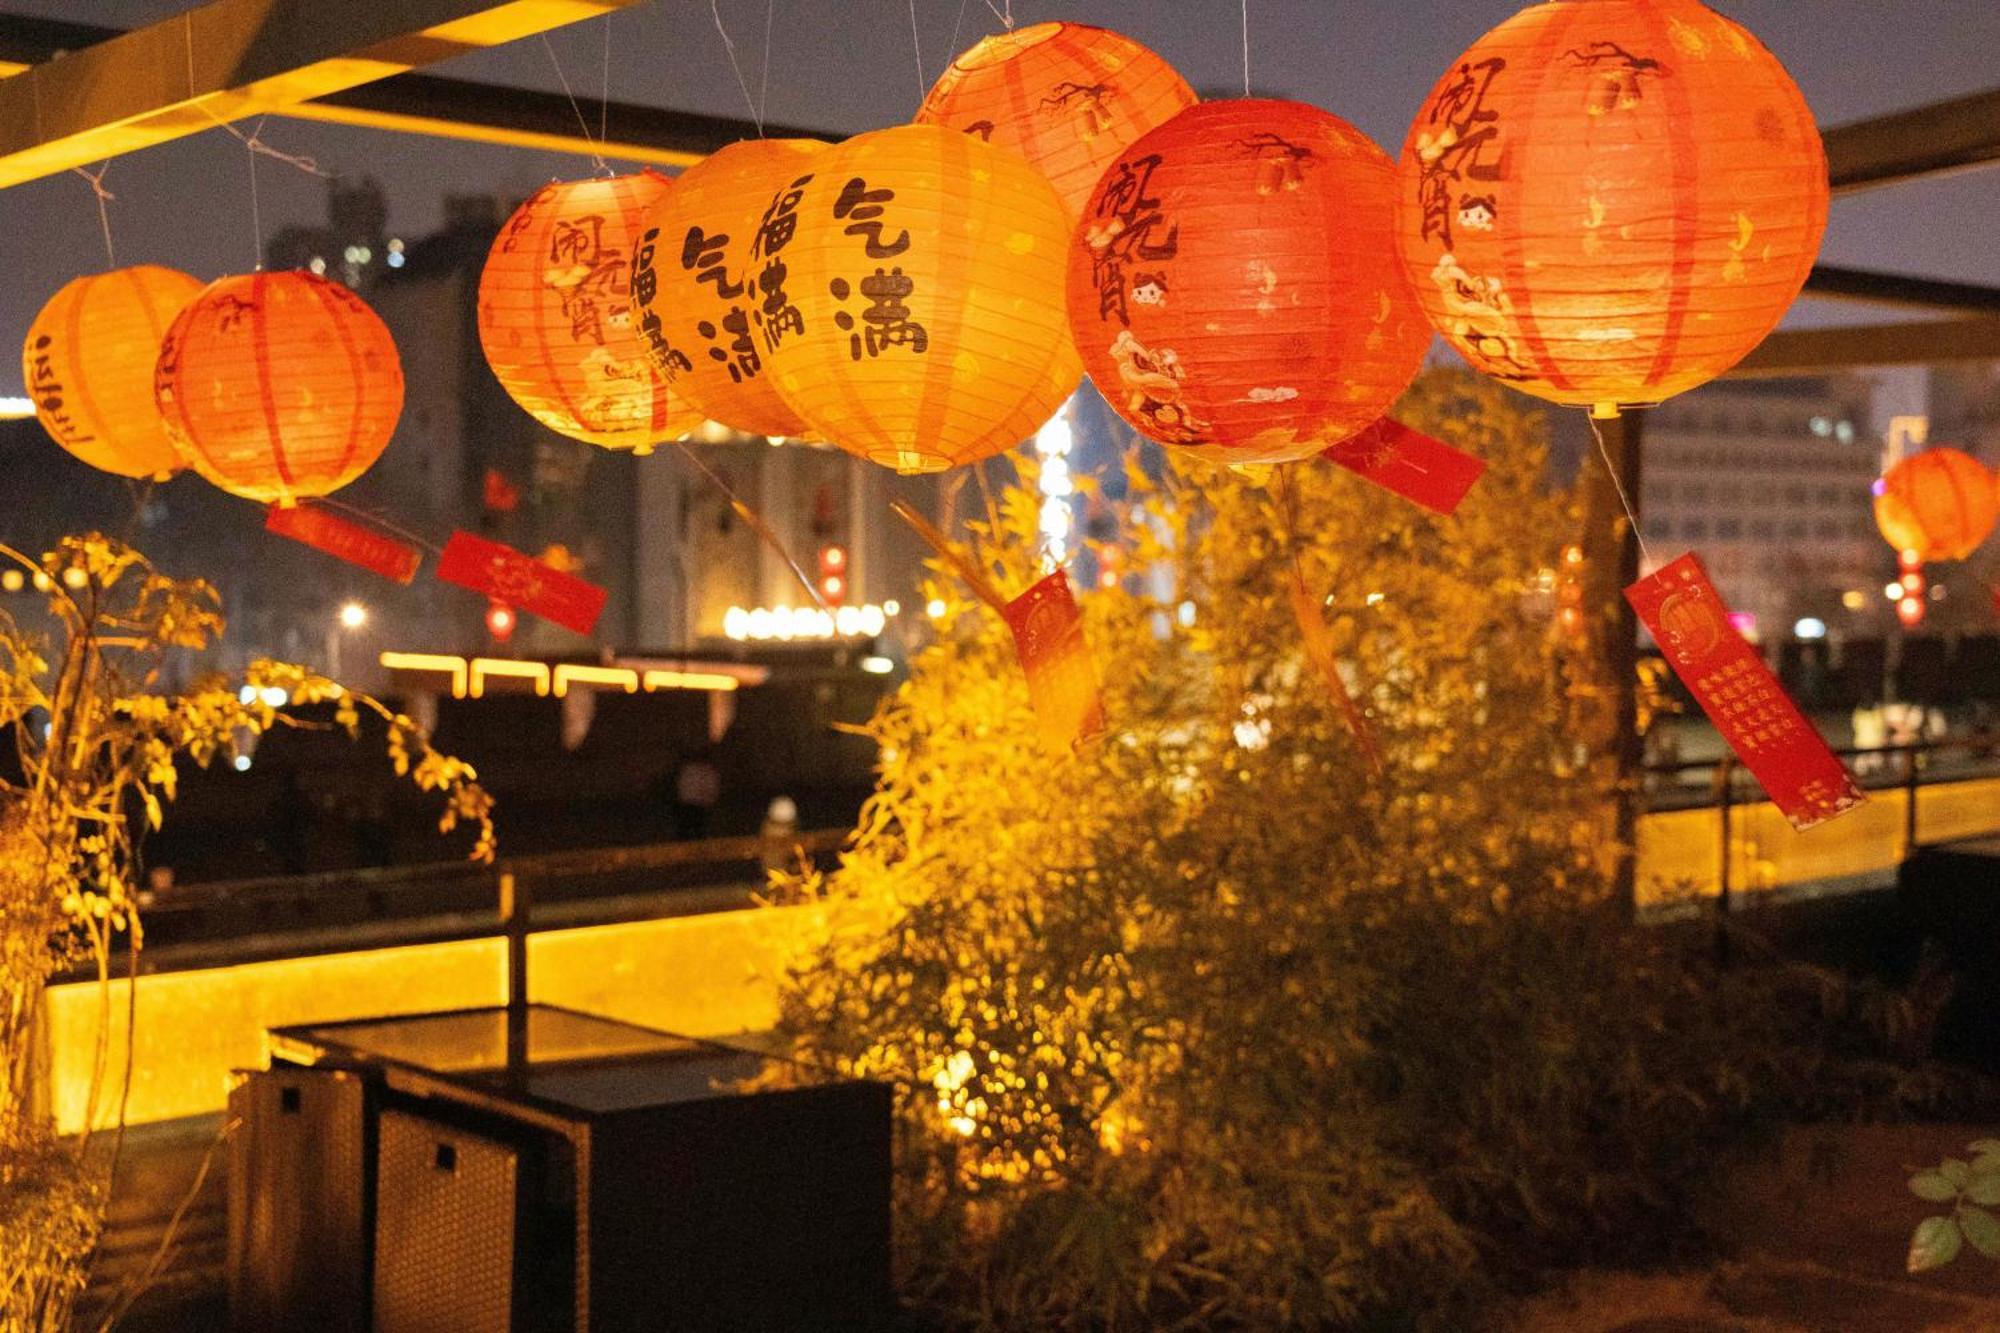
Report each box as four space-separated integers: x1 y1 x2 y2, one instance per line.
1641 375 1888 643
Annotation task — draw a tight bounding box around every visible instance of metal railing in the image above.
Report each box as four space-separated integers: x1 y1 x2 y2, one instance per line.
1641 734 2000 953
121 827 851 968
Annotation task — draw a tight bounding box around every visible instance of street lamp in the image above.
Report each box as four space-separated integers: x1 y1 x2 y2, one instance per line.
329 602 368 678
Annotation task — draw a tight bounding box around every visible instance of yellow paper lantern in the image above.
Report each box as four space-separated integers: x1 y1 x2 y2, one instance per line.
1394 0 1828 416
630 138 826 438
764 123 1082 473
478 172 700 452
153 272 402 505
22 265 204 479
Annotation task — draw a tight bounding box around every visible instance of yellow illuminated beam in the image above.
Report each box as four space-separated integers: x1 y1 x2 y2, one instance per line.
470 657 550 698
379 651 468 699
0 0 646 190
643 669 743 693
553 664 639 697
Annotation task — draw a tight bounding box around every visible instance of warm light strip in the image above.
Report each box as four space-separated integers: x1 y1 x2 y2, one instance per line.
382 652 747 696
469 658 549 698
552 664 639 697
379 651 468 699
642 669 742 693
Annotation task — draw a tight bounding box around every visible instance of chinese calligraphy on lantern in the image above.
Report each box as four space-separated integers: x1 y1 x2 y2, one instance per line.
828 176 927 362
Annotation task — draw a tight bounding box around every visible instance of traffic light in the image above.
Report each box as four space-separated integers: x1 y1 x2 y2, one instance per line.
818 543 847 607
1895 552 1926 629
485 600 517 643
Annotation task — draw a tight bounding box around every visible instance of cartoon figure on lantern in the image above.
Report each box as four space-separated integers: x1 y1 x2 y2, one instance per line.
1430 254 1531 381
1237 133 1314 195
1107 329 1207 441
1041 81 1116 140
1456 195 1497 233
1560 43 1667 115
1130 273 1168 308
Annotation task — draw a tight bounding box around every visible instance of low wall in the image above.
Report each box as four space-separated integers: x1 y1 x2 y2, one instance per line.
41 902 825 1135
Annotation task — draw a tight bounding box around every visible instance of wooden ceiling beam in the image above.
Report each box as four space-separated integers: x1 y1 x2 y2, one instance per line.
0 0 644 188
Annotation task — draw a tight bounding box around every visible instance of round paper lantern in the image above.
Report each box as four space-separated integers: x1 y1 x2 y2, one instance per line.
153 272 403 505
629 138 825 438
1874 447 1997 562
916 22 1197 218
22 265 203 479
1066 99 1430 466
764 123 1082 474
1395 0 1828 417
478 172 700 452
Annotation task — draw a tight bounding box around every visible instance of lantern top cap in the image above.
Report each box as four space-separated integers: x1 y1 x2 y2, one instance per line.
948 21 1072 70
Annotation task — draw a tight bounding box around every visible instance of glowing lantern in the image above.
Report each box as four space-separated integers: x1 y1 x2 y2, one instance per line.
153 272 402 505
916 22 1197 218
1873 447 1997 562
629 138 825 438
478 172 699 452
1067 99 1430 465
22 266 203 478
765 123 1082 474
1394 0 1828 416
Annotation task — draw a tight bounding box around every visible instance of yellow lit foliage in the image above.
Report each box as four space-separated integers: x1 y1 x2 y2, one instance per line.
0 535 493 1332
777 373 1774 1328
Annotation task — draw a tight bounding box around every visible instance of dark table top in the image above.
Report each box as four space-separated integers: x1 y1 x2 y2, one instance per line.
269 1005 825 1121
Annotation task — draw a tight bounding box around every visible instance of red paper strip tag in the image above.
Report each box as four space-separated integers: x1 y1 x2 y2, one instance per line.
1627 554 1864 831
1286 573 1383 776
1321 417 1486 516
265 503 421 584
436 531 608 636
1002 570 1106 753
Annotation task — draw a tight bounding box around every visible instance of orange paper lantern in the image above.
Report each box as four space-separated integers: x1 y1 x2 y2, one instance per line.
22 265 203 478
916 22 1197 218
478 172 700 452
1874 448 1997 562
153 272 402 505
1395 0 1827 416
765 123 1082 474
629 138 825 438
1067 99 1430 465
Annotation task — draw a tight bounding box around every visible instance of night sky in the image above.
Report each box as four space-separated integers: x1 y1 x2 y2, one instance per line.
2 0 1997 402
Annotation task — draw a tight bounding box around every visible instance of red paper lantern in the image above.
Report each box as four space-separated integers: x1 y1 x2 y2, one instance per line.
1874 447 1997 562
22 266 203 479
1395 0 1827 416
629 138 825 438
764 123 1082 474
478 172 700 452
1067 99 1430 465
917 22 1197 218
153 272 402 504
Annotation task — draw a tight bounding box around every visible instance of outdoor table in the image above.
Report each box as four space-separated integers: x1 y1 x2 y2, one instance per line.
230 1004 891 1333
